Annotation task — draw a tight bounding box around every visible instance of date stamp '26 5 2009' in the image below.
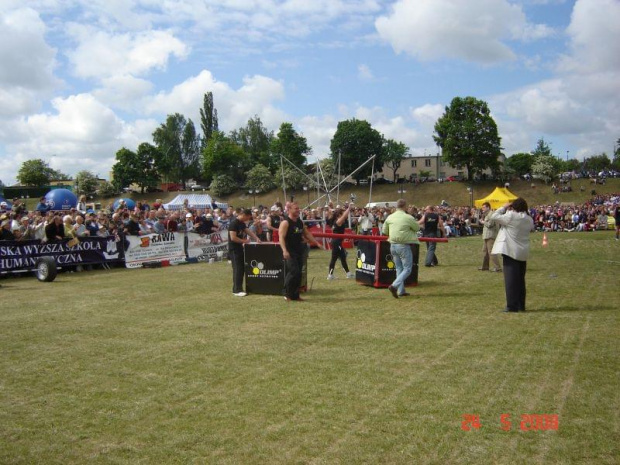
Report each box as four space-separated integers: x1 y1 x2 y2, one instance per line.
461 414 559 431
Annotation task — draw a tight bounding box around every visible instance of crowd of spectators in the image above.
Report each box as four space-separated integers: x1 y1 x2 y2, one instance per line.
1 191 618 244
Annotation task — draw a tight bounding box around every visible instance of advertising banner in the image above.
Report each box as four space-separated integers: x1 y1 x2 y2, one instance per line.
355 240 419 288
186 232 228 262
0 236 123 272
124 232 186 268
244 243 307 295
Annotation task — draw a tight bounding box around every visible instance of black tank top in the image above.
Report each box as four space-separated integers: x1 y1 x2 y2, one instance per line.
270 214 281 229
423 213 439 236
284 215 305 254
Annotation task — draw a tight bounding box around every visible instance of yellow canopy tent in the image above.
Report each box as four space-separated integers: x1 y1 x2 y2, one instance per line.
474 187 518 209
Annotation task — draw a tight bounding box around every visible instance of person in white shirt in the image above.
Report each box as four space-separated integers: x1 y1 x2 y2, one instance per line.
490 197 535 313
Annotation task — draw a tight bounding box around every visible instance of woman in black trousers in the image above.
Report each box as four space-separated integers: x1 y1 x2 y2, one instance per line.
489 198 535 312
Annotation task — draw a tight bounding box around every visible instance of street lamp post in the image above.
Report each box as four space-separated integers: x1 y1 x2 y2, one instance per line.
397 184 407 197
467 186 473 208
566 150 569 162
248 189 259 207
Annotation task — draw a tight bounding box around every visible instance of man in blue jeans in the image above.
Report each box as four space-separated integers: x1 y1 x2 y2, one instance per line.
382 199 420 298
418 205 444 267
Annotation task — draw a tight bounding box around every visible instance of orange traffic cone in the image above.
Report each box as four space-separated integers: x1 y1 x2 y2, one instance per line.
542 232 549 247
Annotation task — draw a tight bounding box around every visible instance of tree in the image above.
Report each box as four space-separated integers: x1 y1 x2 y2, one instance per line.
505 152 534 177
111 148 139 190
202 131 249 183
531 137 553 158
330 118 384 184
530 138 562 182
97 181 117 198
245 164 276 193
200 92 219 148
280 165 310 192
153 113 201 188
433 96 502 181
17 159 57 186
583 153 611 172
209 174 237 197
135 143 161 193
270 122 311 169
230 116 274 169
74 170 99 196
531 155 556 183
383 139 409 182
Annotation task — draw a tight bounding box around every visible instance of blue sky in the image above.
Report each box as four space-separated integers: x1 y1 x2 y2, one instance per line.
1 0 619 185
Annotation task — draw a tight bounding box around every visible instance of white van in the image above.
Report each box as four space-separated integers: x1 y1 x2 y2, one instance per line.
365 201 398 209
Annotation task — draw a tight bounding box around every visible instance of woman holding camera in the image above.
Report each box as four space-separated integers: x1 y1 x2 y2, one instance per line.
490 197 535 312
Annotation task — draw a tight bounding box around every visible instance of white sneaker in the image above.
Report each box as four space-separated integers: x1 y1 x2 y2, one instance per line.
327 273 335 280
346 272 354 279
233 292 247 297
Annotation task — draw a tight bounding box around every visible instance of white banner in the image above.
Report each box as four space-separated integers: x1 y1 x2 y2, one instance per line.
124 232 186 268
186 231 228 262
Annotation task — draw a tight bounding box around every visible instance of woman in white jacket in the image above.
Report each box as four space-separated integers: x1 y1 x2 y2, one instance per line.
490 197 535 313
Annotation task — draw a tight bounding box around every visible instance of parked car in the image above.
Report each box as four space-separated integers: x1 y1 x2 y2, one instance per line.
374 178 394 184
190 184 207 191
146 186 163 193
445 175 462 182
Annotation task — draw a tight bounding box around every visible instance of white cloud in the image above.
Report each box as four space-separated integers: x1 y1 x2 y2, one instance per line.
2 94 137 182
358 64 374 81
375 0 551 64
66 26 189 79
558 0 620 74
411 104 445 127
0 7 58 119
93 75 154 111
146 70 287 132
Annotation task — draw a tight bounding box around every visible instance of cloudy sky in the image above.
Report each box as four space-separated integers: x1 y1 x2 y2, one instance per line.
1 0 619 185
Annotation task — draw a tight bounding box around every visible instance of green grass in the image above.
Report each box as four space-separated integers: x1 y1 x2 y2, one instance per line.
1 232 619 464
18 178 620 212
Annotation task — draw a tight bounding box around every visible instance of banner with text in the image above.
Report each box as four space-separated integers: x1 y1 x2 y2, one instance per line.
0 237 123 272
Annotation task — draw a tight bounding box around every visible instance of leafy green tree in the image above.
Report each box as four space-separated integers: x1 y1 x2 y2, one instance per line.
245 164 276 192
583 153 611 172
153 113 201 188
17 159 58 186
74 170 99 196
199 92 219 148
383 139 409 181
111 148 139 190
531 154 556 183
280 165 310 192
271 122 311 169
330 118 384 184
230 116 274 168
530 138 562 182
531 137 553 158
505 152 533 177
433 96 502 181
202 131 249 183
135 143 162 193
97 181 117 198
209 174 237 197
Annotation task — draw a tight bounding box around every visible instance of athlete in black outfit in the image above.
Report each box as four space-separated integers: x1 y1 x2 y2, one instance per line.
228 208 261 297
279 202 322 301
418 205 444 267
326 204 353 279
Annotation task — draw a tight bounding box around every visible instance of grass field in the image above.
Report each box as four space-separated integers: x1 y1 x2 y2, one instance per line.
1 231 619 464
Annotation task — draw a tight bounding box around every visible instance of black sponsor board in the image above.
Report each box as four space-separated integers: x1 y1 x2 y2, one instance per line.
355 240 418 288
244 243 307 295
0 237 123 273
